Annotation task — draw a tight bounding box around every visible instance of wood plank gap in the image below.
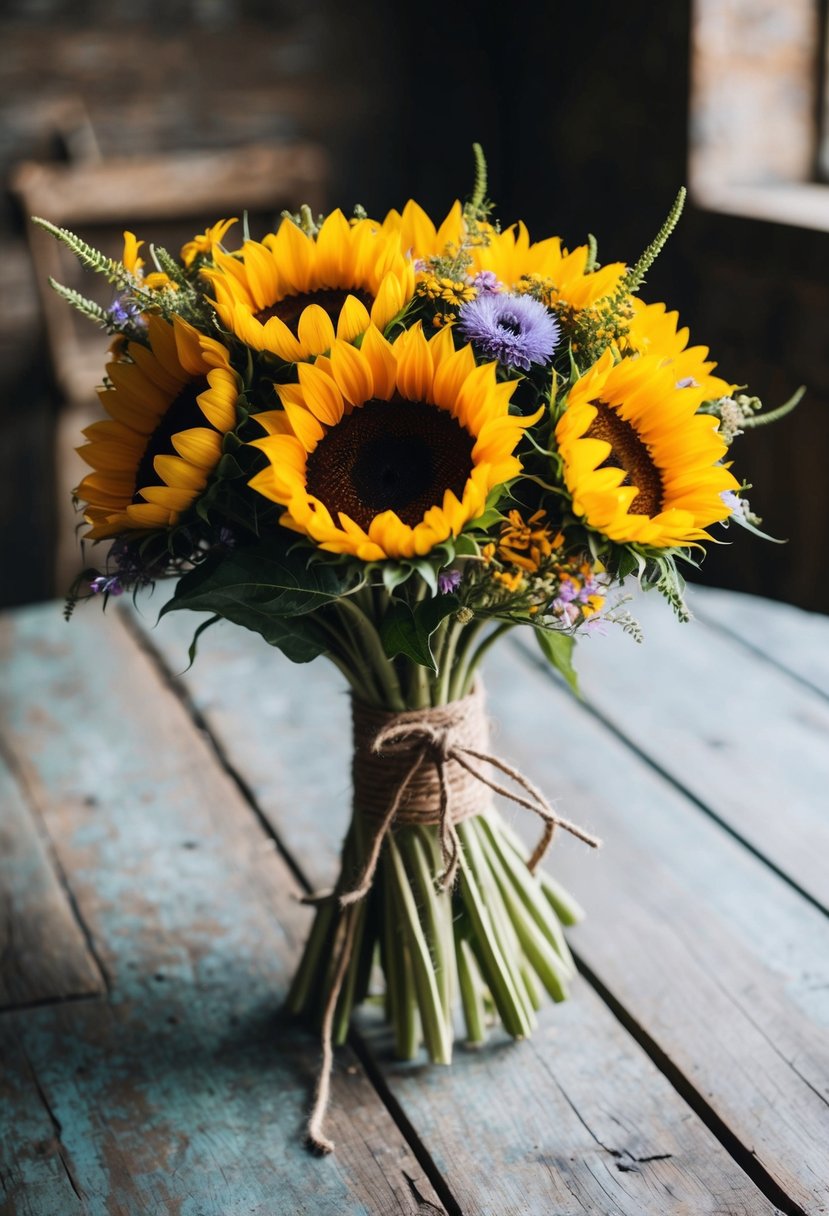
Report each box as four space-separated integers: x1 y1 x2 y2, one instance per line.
25 1043 86 1207
571 954 809 1216
117 605 313 900
0 733 111 998
692 603 829 706
118 606 468 1215
347 1033 464 1216
0 990 105 1017
513 636 829 920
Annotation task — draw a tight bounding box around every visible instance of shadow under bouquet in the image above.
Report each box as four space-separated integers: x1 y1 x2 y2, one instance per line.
42 147 798 1153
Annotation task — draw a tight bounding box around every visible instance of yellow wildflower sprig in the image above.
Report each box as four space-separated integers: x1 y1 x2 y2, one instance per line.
475 510 605 625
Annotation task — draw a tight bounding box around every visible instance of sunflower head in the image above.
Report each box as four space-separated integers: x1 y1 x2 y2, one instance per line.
76 315 239 539
181 217 238 268
201 209 415 364
624 299 735 400
248 324 539 561
466 223 625 313
380 199 466 262
555 350 740 549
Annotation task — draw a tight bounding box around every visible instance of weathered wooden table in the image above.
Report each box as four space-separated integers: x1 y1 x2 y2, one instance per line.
1 585 828 1215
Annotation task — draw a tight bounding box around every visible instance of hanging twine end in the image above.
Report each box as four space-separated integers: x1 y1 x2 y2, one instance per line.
305 1127 335 1156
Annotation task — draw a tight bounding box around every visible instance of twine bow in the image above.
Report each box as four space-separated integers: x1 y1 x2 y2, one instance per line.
305 686 601 1154
340 715 601 907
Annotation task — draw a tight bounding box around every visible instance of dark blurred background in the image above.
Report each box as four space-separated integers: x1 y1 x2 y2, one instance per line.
2 0 827 611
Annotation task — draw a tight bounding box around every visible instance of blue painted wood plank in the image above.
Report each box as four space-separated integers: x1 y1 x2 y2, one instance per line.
137 598 790 1215
546 583 829 912
489 637 829 1215
0 754 103 1009
690 584 829 699
0 605 445 1216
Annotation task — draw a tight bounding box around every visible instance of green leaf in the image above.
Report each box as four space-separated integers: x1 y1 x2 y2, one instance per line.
184 614 220 670
159 542 349 661
380 602 436 670
536 628 580 695
382 563 414 594
380 595 459 672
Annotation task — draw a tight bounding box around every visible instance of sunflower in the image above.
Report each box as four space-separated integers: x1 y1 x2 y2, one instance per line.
76 315 239 539
623 299 734 400
469 224 625 311
555 350 739 548
120 230 175 291
201 210 415 363
380 199 466 261
180 217 238 268
248 324 539 560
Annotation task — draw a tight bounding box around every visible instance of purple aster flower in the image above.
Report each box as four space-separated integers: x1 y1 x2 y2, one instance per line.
438 569 462 594
458 292 560 371
471 270 500 295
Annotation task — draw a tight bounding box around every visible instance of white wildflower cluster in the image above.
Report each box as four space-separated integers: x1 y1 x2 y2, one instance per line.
710 392 764 444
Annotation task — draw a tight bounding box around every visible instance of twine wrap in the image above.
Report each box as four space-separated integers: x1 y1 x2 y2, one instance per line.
346 683 493 901
305 682 601 1154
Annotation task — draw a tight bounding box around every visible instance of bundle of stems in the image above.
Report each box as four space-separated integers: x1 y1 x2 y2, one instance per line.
286 586 585 1058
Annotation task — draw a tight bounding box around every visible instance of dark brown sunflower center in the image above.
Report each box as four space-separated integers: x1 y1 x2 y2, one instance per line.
255 288 374 335
132 379 207 500
304 397 475 531
585 399 663 516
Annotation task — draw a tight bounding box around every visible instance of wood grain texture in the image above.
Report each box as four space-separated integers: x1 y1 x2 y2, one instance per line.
136 600 788 1215
553 584 829 912
490 638 829 1216
690 585 829 699
0 605 445 1216
0 754 103 1010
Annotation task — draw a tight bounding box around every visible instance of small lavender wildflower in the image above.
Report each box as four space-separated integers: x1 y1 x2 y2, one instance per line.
552 601 580 626
438 569 462 595
556 580 579 604
721 490 741 515
578 576 601 603
107 294 145 330
458 292 560 371
471 269 500 295
89 575 124 596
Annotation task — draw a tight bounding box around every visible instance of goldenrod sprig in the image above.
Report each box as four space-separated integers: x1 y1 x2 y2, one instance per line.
32 217 131 288
622 186 686 297
466 143 488 218
48 279 110 327
150 245 190 287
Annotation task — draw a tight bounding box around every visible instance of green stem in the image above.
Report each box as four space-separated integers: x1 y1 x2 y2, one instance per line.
388 834 452 1063
473 818 569 1002
457 934 487 1045
480 813 576 976
447 618 487 702
434 617 464 705
335 597 405 710
457 620 515 696
455 823 534 1039
461 819 537 1027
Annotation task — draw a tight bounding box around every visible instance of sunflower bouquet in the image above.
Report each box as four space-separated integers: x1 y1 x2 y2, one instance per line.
40 146 796 1153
